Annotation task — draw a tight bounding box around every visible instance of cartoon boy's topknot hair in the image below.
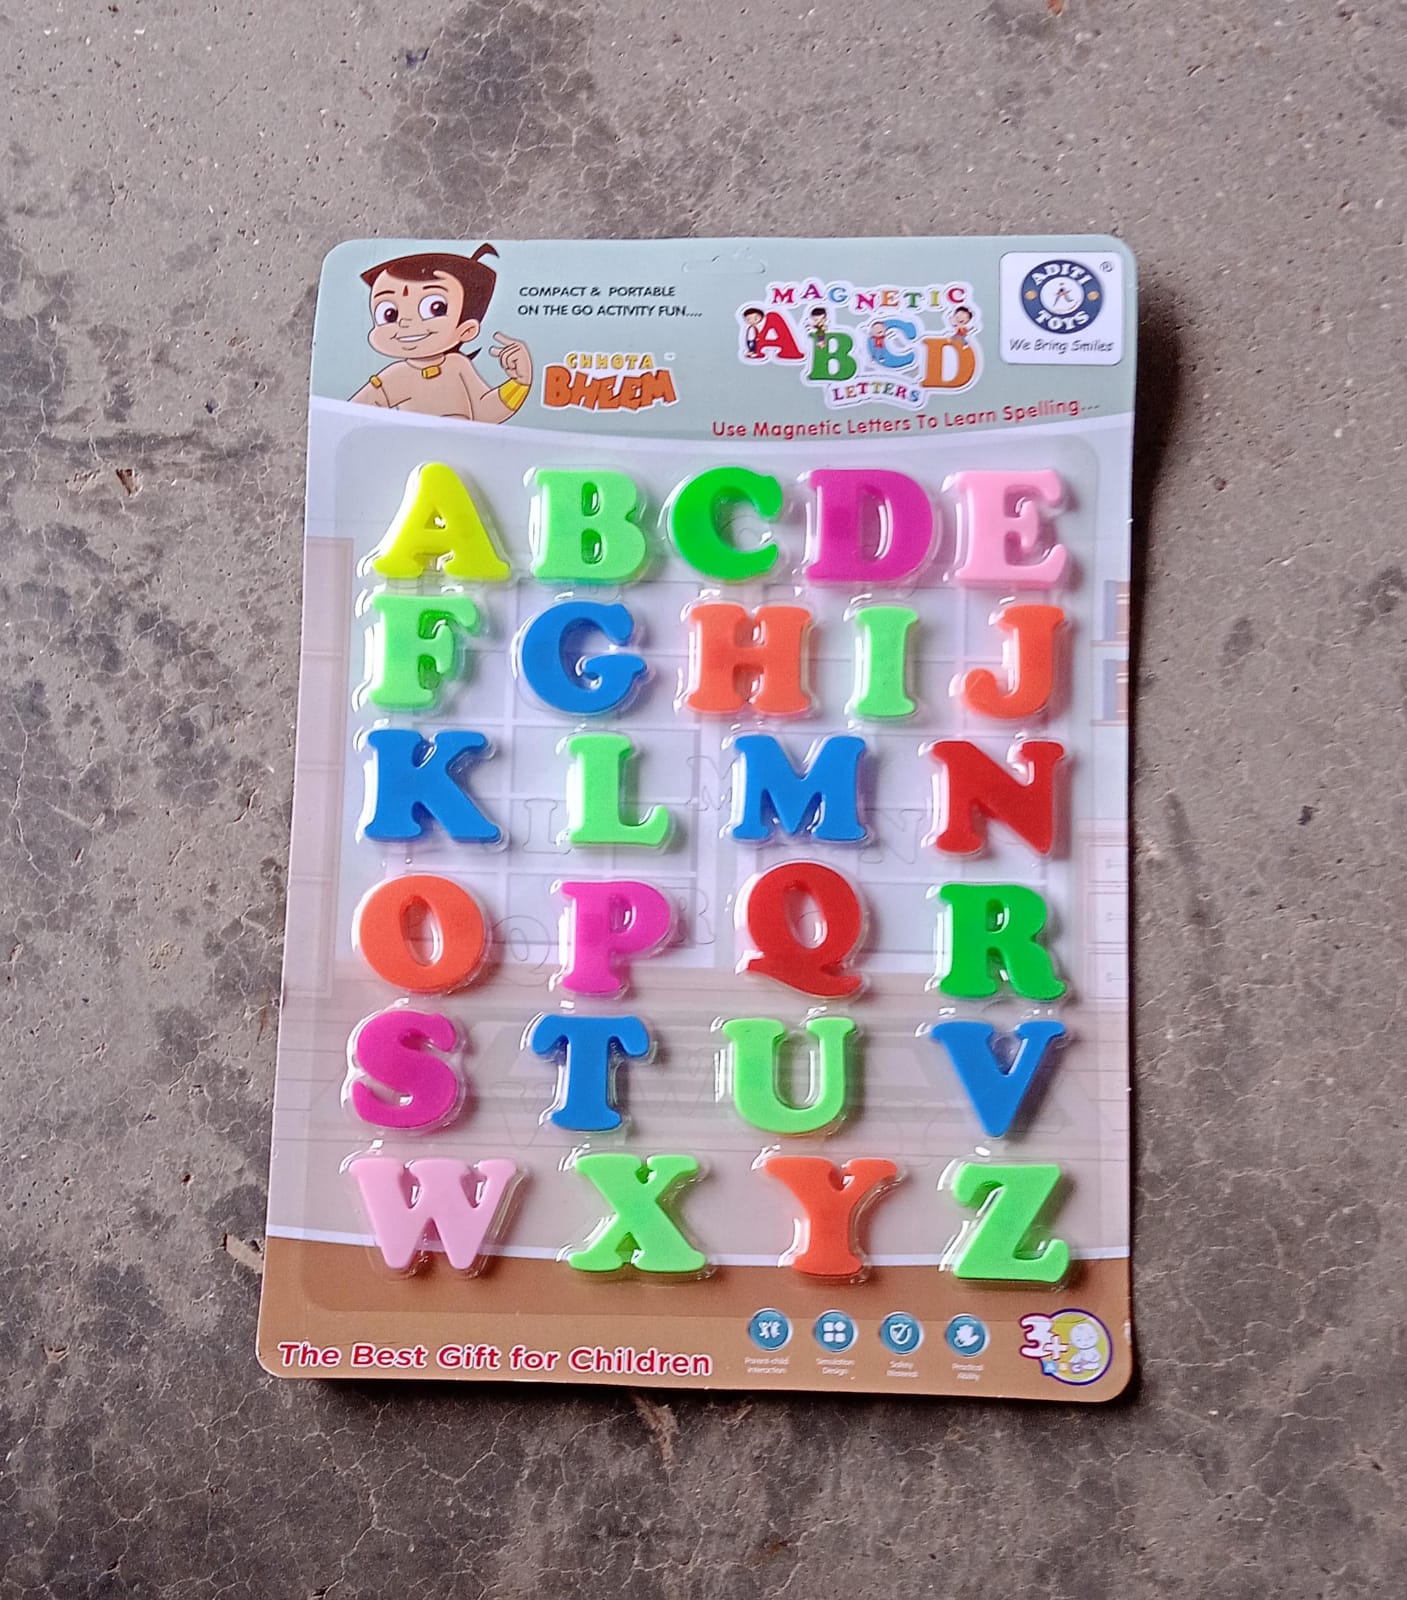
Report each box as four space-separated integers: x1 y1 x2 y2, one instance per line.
360 244 501 326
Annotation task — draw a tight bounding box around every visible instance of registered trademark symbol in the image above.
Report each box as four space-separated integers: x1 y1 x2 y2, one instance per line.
1100 260 1114 272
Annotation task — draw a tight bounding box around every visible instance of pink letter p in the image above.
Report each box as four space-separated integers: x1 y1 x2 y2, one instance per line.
557 879 673 996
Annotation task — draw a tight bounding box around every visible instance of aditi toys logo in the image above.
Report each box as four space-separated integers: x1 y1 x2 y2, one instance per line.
737 279 982 410
1019 259 1103 334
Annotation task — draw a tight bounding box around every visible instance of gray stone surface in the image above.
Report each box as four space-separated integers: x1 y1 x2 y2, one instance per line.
2 0 1404 1593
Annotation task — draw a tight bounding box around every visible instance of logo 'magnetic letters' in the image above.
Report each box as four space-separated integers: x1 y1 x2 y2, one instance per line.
736 278 983 409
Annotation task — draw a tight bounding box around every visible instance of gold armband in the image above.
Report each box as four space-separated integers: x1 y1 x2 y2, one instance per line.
498 378 529 412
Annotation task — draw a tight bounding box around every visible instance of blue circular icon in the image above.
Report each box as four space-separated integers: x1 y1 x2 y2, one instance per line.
813 1310 857 1352
945 1314 989 1357
1019 259 1102 334
879 1312 924 1355
747 1308 792 1351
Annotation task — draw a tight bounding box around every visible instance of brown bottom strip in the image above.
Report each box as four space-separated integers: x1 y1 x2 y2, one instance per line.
258 1237 1132 1401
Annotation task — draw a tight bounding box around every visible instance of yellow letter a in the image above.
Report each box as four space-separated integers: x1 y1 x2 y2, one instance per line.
371 462 511 581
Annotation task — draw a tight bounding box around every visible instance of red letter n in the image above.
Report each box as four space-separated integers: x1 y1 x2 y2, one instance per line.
930 739 1066 856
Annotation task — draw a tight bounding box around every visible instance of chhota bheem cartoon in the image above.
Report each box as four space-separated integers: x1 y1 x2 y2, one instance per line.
350 245 533 422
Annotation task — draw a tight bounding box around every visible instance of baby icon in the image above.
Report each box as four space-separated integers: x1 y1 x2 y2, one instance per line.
1066 1319 1106 1376
1020 1309 1110 1384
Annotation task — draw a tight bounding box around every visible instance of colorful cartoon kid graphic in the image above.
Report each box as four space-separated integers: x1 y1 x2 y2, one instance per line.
350 245 532 422
742 306 766 358
948 305 976 343
807 307 829 343
866 319 889 363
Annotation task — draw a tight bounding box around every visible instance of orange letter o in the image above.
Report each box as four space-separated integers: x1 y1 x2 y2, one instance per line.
353 874 488 993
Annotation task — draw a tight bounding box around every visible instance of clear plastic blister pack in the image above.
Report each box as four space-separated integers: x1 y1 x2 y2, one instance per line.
259 236 1136 1398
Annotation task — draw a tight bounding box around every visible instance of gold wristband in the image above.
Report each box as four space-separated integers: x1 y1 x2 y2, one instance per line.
498 378 529 412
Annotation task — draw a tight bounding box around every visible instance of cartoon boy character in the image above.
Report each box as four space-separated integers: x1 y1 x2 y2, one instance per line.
866 319 889 363
948 305 977 343
741 306 766 358
1066 1320 1105 1376
807 307 829 342
350 245 532 422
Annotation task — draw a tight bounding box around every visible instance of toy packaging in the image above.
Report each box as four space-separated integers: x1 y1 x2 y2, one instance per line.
257 236 1136 1399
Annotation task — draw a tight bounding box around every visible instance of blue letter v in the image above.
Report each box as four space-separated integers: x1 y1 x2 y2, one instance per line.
929 1019 1066 1138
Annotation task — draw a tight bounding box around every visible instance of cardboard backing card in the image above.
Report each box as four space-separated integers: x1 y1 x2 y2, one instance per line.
258 236 1136 1399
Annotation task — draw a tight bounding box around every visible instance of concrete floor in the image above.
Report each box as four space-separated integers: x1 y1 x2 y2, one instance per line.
3 0 1404 1594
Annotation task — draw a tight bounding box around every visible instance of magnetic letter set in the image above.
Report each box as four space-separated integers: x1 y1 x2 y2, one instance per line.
259 237 1137 1398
